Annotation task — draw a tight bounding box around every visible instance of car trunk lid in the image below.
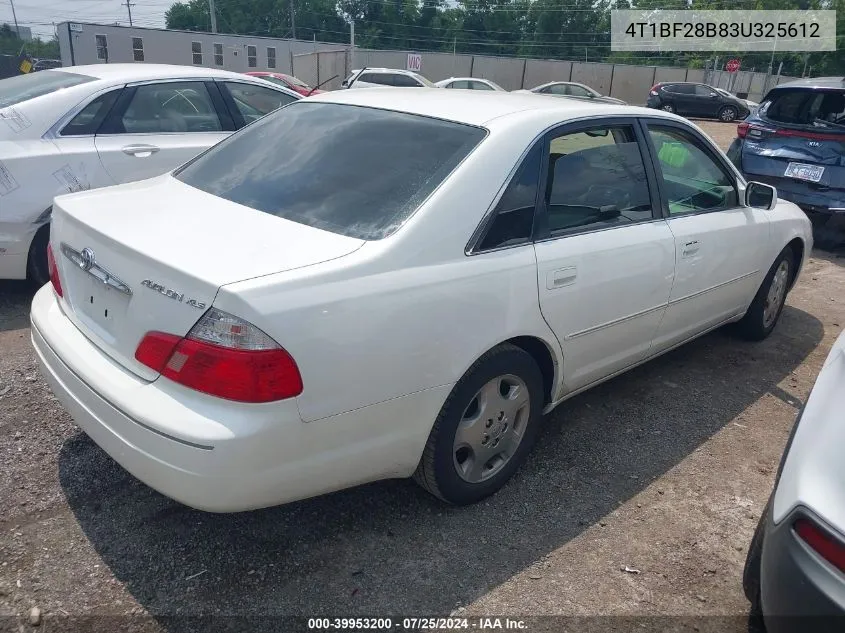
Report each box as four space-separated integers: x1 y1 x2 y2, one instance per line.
50 175 365 380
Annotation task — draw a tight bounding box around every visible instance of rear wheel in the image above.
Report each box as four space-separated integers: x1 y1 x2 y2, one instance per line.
737 247 794 341
413 344 544 505
27 224 50 288
661 103 675 113
719 105 738 122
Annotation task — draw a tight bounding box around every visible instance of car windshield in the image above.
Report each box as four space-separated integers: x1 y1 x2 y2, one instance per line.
0 70 94 108
175 102 486 240
285 75 310 88
763 88 845 130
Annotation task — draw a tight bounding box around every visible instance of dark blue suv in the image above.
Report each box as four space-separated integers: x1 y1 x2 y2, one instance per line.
727 78 845 242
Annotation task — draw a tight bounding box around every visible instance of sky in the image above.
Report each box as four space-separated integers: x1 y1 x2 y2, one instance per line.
0 0 174 40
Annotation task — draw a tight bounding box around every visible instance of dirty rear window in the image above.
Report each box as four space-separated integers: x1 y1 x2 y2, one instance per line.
763 88 845 129
0 70 94 109
175 102 486 240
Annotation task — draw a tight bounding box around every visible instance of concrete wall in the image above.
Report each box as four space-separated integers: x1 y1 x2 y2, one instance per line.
523 59 571 87
570 62 613 96
610 64 655 104
57 22 799 106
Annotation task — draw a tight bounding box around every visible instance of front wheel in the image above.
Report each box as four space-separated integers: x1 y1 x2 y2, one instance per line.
719 106 738 122
737 247 794 341
413 344 544 505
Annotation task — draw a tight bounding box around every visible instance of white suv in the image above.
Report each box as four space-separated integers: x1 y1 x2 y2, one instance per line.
342 68 437 89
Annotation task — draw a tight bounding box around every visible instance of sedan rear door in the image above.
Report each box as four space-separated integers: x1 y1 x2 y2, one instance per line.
93 79 233 185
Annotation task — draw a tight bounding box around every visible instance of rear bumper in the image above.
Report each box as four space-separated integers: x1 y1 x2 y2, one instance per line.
31 285 447 511
761 505 845 633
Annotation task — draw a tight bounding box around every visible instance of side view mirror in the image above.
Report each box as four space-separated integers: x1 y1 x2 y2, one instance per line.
745 181 777 210
709 93 718 98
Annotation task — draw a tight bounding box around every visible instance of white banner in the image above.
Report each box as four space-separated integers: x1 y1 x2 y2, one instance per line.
611 10 836 52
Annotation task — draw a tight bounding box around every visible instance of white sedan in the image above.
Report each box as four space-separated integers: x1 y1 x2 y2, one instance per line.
435 77 505 91
31 89 812 512
0 64 300 286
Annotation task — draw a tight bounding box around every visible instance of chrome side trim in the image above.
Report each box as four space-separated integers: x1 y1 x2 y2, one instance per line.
668 270 759 306
564 303 666 341
60 242 132 296
542 311 744 414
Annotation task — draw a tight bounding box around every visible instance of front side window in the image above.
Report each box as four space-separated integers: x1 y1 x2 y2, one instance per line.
175 102 486 240
191 41 202 65
132 37 144 62
96 34 108 61
214 43 224 66
267 47 276 69
695 84 715 97
120 82 222 133
477 143 542 251
647 125 738 215
544 125 654 235
61 90 120 136
224 82 297 124
247 45 257 68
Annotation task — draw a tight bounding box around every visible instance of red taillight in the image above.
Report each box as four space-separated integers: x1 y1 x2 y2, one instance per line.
795 518 845 574
135 309 303 403
46 243 63 297
737 122 750 138
649 85 659 96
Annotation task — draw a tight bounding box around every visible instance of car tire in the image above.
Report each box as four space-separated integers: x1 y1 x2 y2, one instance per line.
661 103 675 113
719 106 738 122
413 343 544 505
743 498 769 619
737 247 795 341
27 224 50 288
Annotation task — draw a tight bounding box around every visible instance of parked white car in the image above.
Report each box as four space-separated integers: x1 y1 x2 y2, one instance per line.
0 64 300 285
342 68 437 89
435 77 505 91
744 328 845 628
32 89 812 512
515 81 626 105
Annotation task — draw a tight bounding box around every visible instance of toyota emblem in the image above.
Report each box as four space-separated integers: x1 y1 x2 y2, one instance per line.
80 247 95 271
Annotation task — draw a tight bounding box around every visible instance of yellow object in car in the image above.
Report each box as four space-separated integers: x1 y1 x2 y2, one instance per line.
658 141 690 168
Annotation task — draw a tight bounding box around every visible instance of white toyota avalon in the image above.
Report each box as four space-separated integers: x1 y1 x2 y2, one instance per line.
31 88 813 512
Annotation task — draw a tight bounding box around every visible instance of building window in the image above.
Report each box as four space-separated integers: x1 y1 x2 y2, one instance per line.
214 43 223 66
95 34 108 61
192 41 202 65
247 45 257 68
267 47 276 69
132 37 144 62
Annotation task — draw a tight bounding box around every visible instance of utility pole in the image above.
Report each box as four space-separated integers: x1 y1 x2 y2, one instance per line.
9 0 20 38
208 0 217 33
290 0 296 39
122 1 135 26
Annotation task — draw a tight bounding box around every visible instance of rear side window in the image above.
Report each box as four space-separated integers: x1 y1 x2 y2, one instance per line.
119 82 222 133
358 73 389 85
0 71 94 108
392 74 422 87
544 125 654 235
61 90 120 136
175 102 486 240
665 84 693 95
765 89 845 128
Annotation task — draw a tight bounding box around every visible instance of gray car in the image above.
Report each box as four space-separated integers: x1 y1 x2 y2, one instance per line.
516 81 626 105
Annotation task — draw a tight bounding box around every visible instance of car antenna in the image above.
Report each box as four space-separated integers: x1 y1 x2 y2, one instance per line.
307 74 339 96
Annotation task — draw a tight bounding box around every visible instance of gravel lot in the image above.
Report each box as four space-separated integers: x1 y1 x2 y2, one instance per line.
1 121 844 632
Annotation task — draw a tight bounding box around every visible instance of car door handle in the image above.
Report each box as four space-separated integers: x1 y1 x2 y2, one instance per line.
547 267 577 289
121 144 160 157
682 240 700 256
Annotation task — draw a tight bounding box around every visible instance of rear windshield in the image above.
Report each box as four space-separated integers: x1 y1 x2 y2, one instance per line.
175 102 486 240
0 70 94 108
763 88 845 129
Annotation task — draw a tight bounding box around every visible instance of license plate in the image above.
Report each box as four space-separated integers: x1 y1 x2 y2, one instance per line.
75 275 129 338
784 162 825 183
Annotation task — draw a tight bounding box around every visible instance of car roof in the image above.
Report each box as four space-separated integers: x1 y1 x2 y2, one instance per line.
351 68 421 76
771 77 845 90
307 87 667 128
51 63 260 83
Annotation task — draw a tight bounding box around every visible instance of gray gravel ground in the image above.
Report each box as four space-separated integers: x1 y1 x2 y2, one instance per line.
1 122 844 633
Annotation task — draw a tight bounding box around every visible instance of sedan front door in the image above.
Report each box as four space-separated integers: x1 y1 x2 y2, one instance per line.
643 120 770 352
532 119 676 394
93 80 233 185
